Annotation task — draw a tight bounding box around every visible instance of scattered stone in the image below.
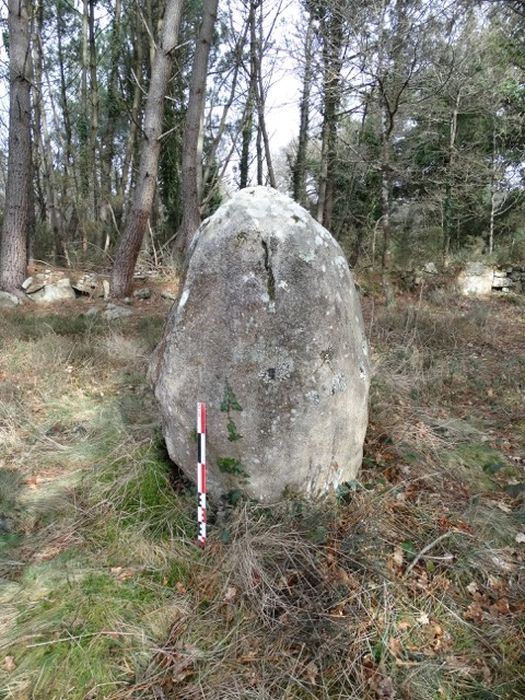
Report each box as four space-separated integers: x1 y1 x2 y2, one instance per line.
0 291 20 307
161 290 178 301
22 277 45 294
151 186 370 503
83 306 99 317
0 516 13 533
70 272 100 296
103 303 133 320
457 263 494 297
492 274 513 289
133 287 151 300
423 262 438 274
491 266 525 293
30 277 76 304
122 297 133 305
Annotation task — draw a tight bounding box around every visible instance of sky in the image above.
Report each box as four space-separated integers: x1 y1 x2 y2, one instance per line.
263 2 302 154
0 0 303 192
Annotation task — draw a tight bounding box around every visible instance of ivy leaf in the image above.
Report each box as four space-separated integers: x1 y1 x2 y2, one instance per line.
401 540 417 560
227 418 243 442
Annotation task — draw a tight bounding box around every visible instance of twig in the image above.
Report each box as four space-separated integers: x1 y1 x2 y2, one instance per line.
25 630 140 649
404 529 470 576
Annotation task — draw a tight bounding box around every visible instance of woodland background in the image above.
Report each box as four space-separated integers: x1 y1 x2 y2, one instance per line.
1 0 525 296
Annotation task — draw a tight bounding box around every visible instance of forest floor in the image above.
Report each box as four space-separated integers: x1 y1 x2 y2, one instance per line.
0 281 524 700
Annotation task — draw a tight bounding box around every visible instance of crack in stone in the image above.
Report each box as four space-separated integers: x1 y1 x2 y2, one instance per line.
261 239 275 301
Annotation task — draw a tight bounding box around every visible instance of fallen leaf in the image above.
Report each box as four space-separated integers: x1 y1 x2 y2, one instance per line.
464 601 484 623
375 675 395 699
397 620 411 632
224 586 237 603
466 581 478 595
417 612 430 625
3 656 15 672
388 636 403 658
491 555 515 572
110 566 133 581
333 567 359 589
487 575 502 590
490 598 510 616
304 661 319 685
392 546 404 567
25 476 39 490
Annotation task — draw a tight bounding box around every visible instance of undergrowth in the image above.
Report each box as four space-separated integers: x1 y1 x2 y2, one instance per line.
1 291 524 699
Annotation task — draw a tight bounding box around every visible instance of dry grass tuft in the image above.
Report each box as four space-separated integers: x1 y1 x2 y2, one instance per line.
1 290 525 699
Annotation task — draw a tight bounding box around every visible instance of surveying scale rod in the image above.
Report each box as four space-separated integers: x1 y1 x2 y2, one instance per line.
197 402 207 548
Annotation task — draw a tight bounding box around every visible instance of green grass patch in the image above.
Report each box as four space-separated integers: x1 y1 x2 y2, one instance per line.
443 443 512 490
100 448 194 538
0 312 105 341
6 571 164 700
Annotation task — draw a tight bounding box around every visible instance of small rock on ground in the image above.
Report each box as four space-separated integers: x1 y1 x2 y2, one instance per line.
103 303 133 320
0 291 20 307
133 287 151 300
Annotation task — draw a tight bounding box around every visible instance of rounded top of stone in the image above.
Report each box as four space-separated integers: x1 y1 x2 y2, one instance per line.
221 186 302 216
187 185 343 266
231 185 284 199
196 186 323 244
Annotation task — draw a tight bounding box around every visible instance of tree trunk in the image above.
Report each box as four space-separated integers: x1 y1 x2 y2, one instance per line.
488 122 497 255
201 17 248 195
88 0 100 224
33 3 67 264
240 0 258 189
117 13 144 226
316 10 343 229
103 0 121 205
443 92 460 259
0 0 32 293
254 1 276 189
111 0 183 298
293 16 313 207
175 0 219 260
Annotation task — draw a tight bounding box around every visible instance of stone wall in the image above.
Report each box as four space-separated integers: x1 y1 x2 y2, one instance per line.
492 267 525 293
457 262 525 297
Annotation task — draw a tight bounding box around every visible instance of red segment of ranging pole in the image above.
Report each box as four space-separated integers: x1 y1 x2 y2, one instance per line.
197 402 207 548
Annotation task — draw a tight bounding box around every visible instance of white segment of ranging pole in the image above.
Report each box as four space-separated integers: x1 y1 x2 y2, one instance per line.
197 402 207 547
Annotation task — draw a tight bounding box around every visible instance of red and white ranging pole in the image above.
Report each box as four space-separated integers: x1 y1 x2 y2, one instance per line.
197 402 207 548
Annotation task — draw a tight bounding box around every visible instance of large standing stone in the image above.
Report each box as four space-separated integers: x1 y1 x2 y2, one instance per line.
151 187 370 502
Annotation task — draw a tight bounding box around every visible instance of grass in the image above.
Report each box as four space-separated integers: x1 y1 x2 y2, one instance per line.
0 308 195 699
0 287 524 699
